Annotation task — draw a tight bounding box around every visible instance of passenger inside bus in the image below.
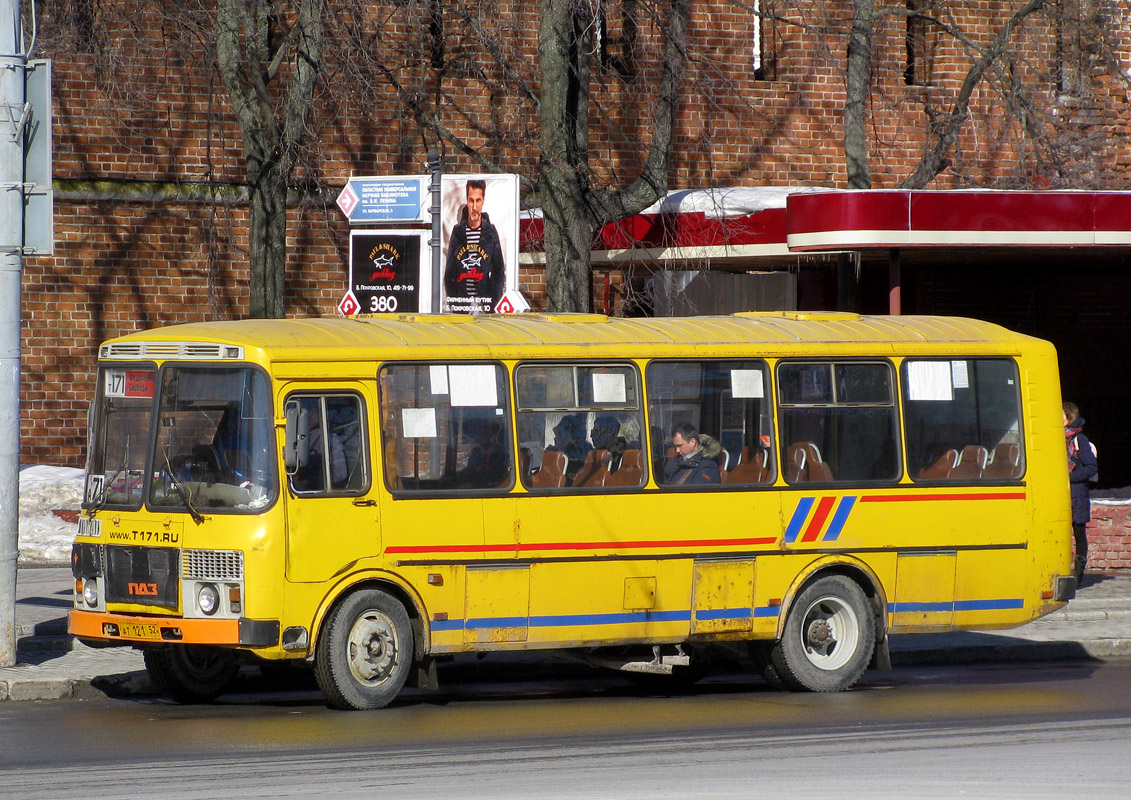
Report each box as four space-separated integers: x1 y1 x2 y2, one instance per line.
660 423 721 485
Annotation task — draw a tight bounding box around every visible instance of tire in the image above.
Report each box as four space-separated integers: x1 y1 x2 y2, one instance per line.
143 645 240 703
314 589 414 710
769 574 875 693
748 641 786 690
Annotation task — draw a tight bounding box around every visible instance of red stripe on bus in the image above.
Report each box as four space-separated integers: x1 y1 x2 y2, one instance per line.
801 496 837 542
859 492 1026 503
387 536 778 555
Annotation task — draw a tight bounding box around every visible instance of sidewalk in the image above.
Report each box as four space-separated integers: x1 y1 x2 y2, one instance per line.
3 567 1131 703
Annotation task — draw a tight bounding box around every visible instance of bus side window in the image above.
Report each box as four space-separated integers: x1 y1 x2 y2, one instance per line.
776 361 900 484
378 363 514 494
287 394 368 495
515 363 645 491
903 358 1024 482
646 359 775 488
287 394 369 495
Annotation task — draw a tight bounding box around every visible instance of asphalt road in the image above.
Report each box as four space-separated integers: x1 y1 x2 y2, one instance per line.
2 659 1130 799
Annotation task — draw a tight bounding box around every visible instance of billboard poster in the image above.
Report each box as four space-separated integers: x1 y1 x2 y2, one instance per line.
349 230 427 314
440 174 519 315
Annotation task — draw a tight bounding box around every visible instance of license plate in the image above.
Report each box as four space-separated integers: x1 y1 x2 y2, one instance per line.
77 517 102 538
114 622 161 640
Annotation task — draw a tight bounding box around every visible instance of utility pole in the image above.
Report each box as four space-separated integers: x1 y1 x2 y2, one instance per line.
427 150 442 314
0 0 26 668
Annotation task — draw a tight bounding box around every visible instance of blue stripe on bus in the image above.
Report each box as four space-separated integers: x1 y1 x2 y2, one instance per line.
695 607 754 621
465 616 530 629
435 606 784 632
887 598 1025 613
823 496 857 541
784 497 815 543
954 598 1025 611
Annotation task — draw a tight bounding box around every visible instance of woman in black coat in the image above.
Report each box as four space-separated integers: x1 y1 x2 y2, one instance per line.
1064 401 1098 583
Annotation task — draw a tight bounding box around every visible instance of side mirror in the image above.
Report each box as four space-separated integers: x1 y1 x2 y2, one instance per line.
283 401 312 475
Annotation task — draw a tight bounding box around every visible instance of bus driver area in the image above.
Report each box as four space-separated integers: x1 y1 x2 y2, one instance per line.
69 312 1075 709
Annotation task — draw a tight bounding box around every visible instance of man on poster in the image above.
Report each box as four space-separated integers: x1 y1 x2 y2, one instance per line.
443 179 506 314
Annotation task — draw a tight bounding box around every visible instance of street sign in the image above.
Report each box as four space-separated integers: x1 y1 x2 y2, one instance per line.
337 176 429 224
349 230 427 314
337 290 361 317
494 290 531 314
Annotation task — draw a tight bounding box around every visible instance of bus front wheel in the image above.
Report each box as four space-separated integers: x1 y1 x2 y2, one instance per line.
143 645 240 703
314 589 414 710
769 575 875 693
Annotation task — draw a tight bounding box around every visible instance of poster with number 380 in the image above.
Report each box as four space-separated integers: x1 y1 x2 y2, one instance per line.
348 230 428 314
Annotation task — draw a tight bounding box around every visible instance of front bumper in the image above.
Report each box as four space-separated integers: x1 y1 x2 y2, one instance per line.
69 609 279 648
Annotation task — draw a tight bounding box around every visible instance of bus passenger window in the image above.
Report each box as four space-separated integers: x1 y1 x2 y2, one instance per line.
777 361 900 484
287 394 368 495
378 363 513 493
515 363 645 490
646 360 775 487
903 358 1024 482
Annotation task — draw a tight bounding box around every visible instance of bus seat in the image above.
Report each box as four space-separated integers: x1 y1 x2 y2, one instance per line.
802 442 834 482
606 449 644 487
985 443 1021 479
919 449 959 479
573 449 611 487
519 447 532 480
785 444 808 482
951 445 988 479
728 449 769 484
531 450 568 489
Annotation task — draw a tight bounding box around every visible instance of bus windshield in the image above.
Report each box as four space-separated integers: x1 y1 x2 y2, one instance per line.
85 365 277 512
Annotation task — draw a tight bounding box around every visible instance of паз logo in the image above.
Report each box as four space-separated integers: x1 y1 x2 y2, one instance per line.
128 582 159 596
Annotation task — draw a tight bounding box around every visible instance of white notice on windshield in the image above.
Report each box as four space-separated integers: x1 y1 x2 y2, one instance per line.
402 408 437 438
449 365 498 407
907 361 953 401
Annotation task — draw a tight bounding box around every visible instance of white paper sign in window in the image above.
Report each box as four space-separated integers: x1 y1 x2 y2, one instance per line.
402 407 437 439
429 365 449 395
951 360 970 390
731 369 764 399
908 361 953 401
449 365 498 407
591 373 627 404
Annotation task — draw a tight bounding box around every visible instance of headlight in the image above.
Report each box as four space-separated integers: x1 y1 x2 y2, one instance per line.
197 583 220 616
82 578 99 607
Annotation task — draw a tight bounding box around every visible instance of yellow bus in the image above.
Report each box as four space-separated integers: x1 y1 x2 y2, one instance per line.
69 312 1076 709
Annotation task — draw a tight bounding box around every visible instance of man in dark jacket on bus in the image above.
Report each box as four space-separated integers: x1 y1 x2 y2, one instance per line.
661 424 721 485
1064 402 1098 583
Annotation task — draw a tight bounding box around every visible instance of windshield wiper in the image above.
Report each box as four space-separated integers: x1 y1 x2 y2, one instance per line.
163 451 205 525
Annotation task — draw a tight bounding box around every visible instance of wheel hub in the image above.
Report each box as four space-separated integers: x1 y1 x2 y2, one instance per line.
348 613 397 683
806 617 833 648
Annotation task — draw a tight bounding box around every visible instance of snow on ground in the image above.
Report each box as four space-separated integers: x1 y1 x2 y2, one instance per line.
17 465 84 567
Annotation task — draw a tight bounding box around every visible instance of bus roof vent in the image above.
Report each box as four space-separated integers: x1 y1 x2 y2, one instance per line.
99 341 245 361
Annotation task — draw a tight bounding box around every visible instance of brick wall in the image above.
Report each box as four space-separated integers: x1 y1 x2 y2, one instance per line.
1087 502 1131 571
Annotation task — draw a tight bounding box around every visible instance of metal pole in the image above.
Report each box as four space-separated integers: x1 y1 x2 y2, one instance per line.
427 150 442 314
0 0 25 667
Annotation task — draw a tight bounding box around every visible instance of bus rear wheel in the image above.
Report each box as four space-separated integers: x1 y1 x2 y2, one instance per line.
314 589 414 710
769 575 874 693
143 644 240 703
